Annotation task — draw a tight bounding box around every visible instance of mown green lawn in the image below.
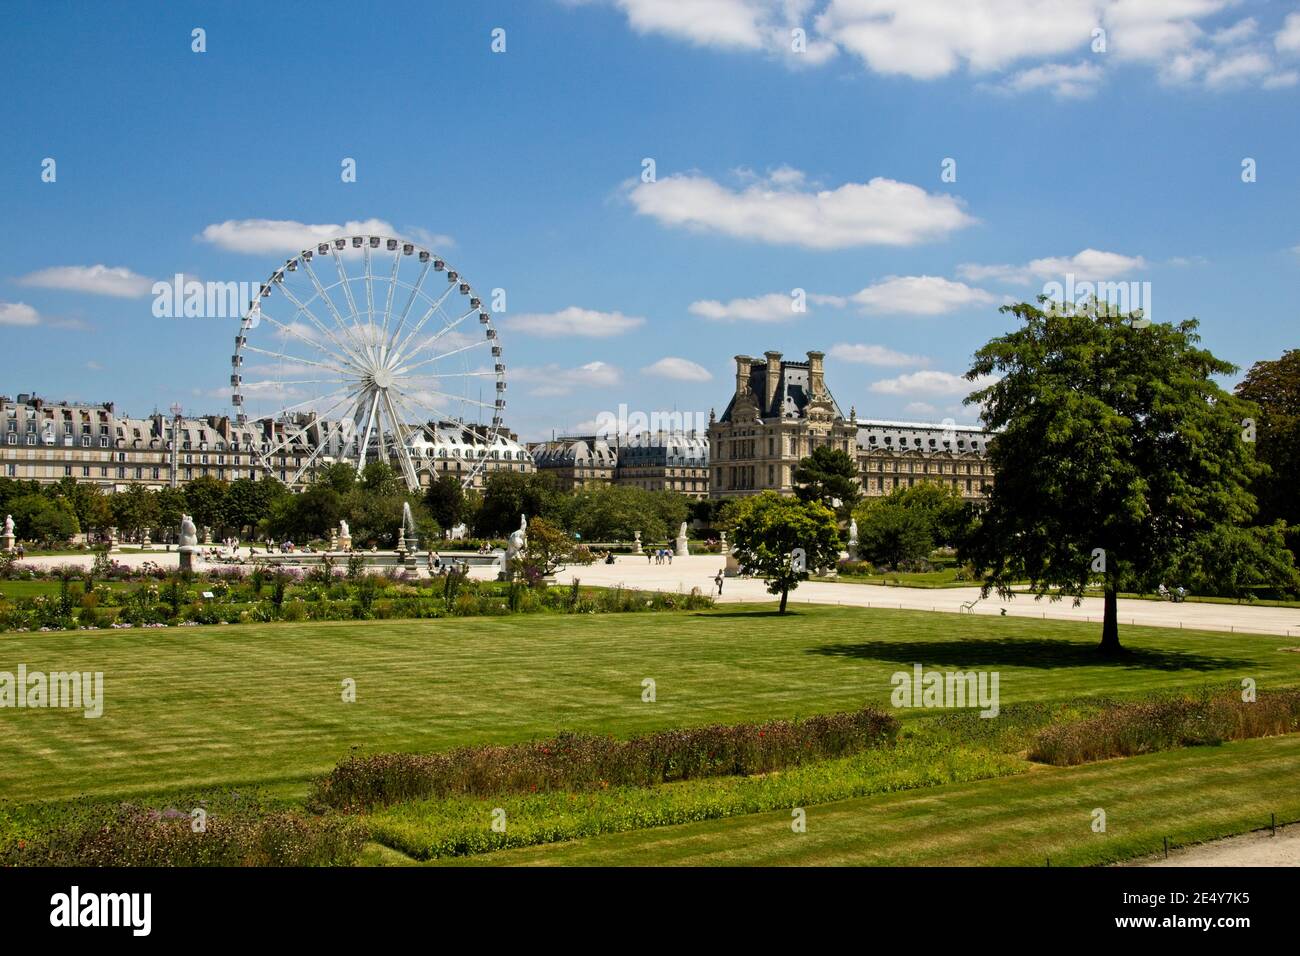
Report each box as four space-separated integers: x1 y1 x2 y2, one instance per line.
0 580 135 600
433 732 1300 866
3 604 1299 805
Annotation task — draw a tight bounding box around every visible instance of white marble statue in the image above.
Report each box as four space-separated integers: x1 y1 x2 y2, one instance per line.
675 521 689 557
848 518 859 560
506 514 528 561
339 519 350 538
2 514 13 536
179 514 198 549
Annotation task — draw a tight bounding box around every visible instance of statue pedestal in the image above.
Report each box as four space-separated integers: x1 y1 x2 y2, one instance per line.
178 546 197 573
632 532 643 555
724 549 741 578
675 535 689 557
338 535 352 552
1 533 14 553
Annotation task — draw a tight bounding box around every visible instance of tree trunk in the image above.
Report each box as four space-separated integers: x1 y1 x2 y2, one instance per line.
779 585 789 614
1099 582 1122 655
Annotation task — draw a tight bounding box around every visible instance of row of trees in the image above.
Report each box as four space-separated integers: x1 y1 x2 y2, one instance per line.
0 460 695 551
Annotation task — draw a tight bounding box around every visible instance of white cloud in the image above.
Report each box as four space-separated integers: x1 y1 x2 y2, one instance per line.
869 369 996 397
957 248 1148 284
1278 13 1300 54
642 356 713 381
197 218 451 255
627 169 974 249
903 401 938 415
0 302 41 326
583 0 1298 93
828 343 929 367
997 60 1103 97
590 0 839 64
507 306 645 337
1212 18 1257 46
1203 50 1275 88
514 360 622 397
849 275 997 315
17 264 154 298
688 292 802 322
820 0 1100 79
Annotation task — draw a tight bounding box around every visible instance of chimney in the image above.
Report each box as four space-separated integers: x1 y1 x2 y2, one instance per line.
734 355 753 397
807 350 825 399
764 351 782 414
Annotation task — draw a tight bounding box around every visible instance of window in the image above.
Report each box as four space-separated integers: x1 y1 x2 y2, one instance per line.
64 465 72 476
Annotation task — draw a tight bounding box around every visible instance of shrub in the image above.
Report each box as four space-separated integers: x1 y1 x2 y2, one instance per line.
1029 688 1300 766
1 803 364 867
309 706 897 811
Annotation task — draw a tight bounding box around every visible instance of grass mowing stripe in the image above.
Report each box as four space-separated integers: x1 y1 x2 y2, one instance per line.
435 733 1300 866
3 605 1299 803
366 741 1024 860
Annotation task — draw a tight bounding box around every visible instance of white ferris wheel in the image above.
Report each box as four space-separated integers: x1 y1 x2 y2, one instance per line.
230 234 506 491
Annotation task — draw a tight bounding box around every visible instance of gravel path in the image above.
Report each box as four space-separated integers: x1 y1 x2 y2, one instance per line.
1125 825 1300 867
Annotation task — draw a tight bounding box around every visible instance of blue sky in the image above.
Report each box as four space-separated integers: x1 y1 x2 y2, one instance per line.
2 0 1298 440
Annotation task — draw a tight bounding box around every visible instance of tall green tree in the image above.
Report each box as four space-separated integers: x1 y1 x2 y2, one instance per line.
731 491 841 613
961 300 1284 654
475 471 561 537
852 498 934 569
1235 349 1300 557
792 445 861 518
424 472 466 531
184 475 229 534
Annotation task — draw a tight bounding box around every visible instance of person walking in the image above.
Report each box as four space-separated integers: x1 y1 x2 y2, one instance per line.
714 570 724 595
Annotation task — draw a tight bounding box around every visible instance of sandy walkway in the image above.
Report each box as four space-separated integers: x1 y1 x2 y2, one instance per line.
1125 825 1300 867
19 549 1300 638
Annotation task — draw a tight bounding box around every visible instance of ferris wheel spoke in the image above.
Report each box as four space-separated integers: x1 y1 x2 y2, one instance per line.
274 281 369 369
399 369 497 381
329 249 372 363
356 390 383 472
254 385 362 462
407 386 497 412
387 283 458 367
391 303 477 369
239 343 350 376
248 311 354 370
382 390 420 489
379 248 404 351
363 245 377 334
300 256 370 359
394 335 490 377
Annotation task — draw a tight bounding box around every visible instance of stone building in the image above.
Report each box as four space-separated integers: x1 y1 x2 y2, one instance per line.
529 431 709 498
0 393 531 492
527 436 618 491
856 419 993 501
707 351 858 500
705 352 995 503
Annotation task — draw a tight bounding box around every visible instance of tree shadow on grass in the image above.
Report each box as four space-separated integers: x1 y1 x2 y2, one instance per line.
806 638 1251 672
